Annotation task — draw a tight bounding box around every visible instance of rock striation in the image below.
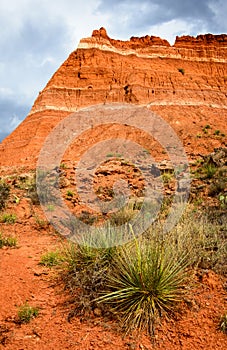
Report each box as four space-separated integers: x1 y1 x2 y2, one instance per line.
0 27 226 168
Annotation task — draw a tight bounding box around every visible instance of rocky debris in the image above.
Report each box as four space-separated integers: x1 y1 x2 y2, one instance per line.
190 147 227 207
157 160 174 172
202 147 227 167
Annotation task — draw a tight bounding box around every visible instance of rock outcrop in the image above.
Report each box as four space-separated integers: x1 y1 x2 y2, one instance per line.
0 27 226 169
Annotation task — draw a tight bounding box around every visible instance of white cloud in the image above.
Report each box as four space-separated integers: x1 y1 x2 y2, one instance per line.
0 87 14 98
9 114 23 129
146 19 206 45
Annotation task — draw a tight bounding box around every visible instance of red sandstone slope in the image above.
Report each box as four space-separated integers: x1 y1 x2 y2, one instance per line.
0 28 226 168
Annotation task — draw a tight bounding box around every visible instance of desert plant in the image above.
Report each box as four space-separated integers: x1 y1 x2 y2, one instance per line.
0 213 17 224
0 232 17 248
143 149 150 155
60 162 67 169
0 181 10 210
60 207 226 334
202 125 211 134
78 211 97 225
219 313 227 333
61 229 120 318
46 204 55 212
178 68 185 75
162 172 173 184
26 179 39 205
109 205 136 226
201 163 217 179
106 153 122 158
63 240 110 273
161 207 227 274
96 237 190 335
17 302 39 324
13 194 20 204
158 196 173 218
39 250 64 267
66 190 74 197
209 179 226 196
34 215 49 229
30 170 58 205
219 194 227 208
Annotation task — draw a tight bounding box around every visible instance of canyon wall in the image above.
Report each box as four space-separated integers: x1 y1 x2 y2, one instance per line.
0 28 226 168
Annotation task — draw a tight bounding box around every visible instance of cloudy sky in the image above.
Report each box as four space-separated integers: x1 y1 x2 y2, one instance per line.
0 0 226 141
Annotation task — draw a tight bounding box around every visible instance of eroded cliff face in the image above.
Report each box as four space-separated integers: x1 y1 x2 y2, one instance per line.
0 28 226 168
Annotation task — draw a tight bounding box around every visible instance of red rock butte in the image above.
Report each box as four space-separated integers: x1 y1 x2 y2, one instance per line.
0 27 227 169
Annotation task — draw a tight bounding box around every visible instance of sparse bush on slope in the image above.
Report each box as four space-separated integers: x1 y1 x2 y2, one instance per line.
0 181 10 210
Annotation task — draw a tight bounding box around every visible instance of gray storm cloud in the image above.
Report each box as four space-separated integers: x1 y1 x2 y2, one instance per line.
97 0 226 33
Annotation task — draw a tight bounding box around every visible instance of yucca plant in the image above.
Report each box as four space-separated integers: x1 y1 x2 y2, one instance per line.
96 237 190 335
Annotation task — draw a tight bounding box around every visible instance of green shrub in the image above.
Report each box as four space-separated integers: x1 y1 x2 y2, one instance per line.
162 172 173 184
209 179 226 196
0 181 10 210
202 125 211 134
178 68 185 75
34 215 49 229
205 164 217 178
0 232 17 248
109 206 136 226
61 230 119 319
197 163 217 179
66 190 74 197
46 204 55 212
96 239 190 335
0 213 17 224
26 180 39 205
219 313 227 333
60 162 67 169
219 194 227 208
39 251 64 267
78 211 97 225
28 170 58 205
59 208 226 335
162 208 227 274
17 302 39 324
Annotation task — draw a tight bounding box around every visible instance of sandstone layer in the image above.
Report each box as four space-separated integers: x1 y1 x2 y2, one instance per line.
0 27 226 168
